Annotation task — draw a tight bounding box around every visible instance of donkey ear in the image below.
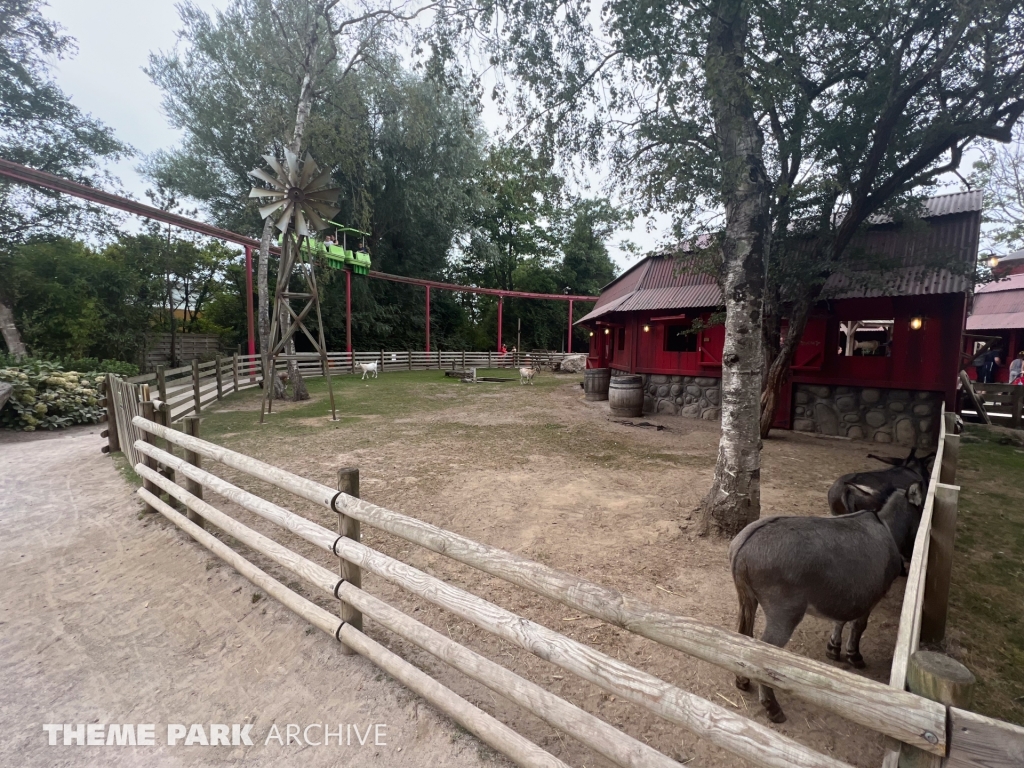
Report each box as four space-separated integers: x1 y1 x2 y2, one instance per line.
907 483 924 507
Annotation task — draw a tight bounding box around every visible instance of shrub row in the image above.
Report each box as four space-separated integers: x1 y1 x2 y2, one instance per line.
0 361 106 431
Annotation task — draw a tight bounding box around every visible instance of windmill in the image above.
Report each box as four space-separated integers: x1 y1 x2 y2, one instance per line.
249 147 340 422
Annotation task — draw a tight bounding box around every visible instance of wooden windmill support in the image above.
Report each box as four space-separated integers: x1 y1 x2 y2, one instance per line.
260 234 337 423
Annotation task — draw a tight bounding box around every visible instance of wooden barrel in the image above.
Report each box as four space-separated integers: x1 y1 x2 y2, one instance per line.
608 375 644 417
583 368 611 401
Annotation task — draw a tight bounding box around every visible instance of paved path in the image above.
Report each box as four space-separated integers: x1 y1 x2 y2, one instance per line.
0 426 491 767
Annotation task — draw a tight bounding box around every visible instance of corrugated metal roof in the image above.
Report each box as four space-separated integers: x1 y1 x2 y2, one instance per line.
976 273 1024 294
579 192 981 324
966 312 1024 330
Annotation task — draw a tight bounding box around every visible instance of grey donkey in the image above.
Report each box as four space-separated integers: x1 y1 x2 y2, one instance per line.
729 483 924 723
827 447 933 517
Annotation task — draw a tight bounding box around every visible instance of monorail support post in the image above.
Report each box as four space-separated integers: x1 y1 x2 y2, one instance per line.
345 268 352 355
568 299 573 354
497 296 503 353
425 286 431 353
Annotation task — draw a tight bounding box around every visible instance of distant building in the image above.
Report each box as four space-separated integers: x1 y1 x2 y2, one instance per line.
579 192 983 447
964 249 1024 383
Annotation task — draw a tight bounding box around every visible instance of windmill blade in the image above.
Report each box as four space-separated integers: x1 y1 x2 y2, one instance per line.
298 152 319 188
244 185 284 198
306 199 340 220
262 154 287 182
275 202 295 233
249 168 286 190
305 187 342 203
259 199 288 219
305 167 334 193
303 206 328 233
294 207 310 238
283 147 300 186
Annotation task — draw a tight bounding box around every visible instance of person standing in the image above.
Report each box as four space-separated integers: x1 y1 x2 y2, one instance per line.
1010 350 1024 385
979 347 1003 383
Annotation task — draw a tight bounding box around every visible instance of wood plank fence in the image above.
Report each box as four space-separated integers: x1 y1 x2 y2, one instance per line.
966 381 1024 429
96 387 1024 768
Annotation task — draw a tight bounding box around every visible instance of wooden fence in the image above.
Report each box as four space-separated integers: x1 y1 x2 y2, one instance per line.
104 392 1024 768
144 332 223 370
966 381 1024 428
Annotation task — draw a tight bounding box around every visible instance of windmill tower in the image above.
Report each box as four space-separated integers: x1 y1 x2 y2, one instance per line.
249 148 340 422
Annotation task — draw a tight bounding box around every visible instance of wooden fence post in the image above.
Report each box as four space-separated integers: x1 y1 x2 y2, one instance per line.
919 483 961 645
900 651 975 768
407 350 412 371
140 400 159 514
488 350 492 368
183 416 204 530
232 353 239 393
103 374 120 454
336 467 362 654
1013 386 1023 430
215 354 223 399
350 350 355 375
156 365 167 405
380 349 385 374
192 359 201 415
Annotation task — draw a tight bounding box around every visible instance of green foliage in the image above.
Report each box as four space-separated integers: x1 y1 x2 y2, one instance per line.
971 127 1024 254
0 353 138 377
0 360 105 431
0 0 130 246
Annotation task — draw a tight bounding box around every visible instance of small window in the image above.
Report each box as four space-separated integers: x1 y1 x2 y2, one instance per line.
839 320 893 357
665 323 698 353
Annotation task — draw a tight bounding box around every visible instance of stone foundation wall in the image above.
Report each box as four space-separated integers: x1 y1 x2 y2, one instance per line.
641 374 721 420
792 384 941 448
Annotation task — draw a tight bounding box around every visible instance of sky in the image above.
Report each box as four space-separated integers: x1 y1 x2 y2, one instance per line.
42 0 661 272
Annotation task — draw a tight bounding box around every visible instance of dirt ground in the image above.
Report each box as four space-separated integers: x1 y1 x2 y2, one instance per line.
0 424 504 767
156 369 914 768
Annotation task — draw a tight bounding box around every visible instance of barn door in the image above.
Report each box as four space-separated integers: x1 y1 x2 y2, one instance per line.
698 324 725 367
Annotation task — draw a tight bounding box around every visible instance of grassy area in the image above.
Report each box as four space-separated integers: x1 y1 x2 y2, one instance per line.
946 424 1024 724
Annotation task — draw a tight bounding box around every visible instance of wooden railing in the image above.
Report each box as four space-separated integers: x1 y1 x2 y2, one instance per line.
969 381 1024 428
102 410 1018 768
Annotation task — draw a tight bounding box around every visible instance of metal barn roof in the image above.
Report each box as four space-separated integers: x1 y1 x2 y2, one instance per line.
966 273 1024 330
578 192 982 324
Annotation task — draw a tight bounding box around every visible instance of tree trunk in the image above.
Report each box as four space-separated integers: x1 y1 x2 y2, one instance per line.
697 0 770 538
258 216 274 390
760 296 813 437
0 295 26 357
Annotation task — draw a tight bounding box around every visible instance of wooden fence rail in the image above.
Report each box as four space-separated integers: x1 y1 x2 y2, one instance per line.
110 381 1024 768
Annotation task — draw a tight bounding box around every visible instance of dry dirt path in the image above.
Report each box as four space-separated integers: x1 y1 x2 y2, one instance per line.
0 425 497 768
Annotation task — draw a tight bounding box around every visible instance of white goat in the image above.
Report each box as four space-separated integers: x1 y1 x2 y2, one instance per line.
854 340 881 354
359 361 379 380
519 367 536 386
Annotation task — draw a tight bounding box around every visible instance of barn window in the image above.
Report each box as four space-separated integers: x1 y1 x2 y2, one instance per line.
839 320 893 356
617 327 625 350
665 323 698 353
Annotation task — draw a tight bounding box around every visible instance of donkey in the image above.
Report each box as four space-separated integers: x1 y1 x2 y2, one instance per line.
729 483 924 723
827 447 933 517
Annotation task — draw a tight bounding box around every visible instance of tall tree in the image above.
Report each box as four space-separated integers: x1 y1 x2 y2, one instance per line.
971 125 1024 253
0 0 129 355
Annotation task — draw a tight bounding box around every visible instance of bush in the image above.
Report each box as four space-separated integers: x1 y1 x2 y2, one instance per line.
0 361 106 431
0 354 139 378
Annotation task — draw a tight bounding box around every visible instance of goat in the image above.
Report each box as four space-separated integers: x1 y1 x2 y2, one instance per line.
730 483 924 723
519 367 536 386
359 361 379 380
827 447 933 517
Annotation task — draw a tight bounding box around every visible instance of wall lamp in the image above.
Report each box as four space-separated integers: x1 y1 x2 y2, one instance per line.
987 255 1000 268
604 328 610 335
909 316 925 331
589 331 594 337
643 325 651 332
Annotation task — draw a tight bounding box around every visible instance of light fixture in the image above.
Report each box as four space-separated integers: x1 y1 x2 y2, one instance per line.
987 255 1000 268
604 328 610 335
643 325 651 332
589 331 594 337
909 316 924 331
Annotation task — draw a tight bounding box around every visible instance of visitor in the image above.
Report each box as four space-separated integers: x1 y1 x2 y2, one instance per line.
1010 351 1024 385
978 347 1003 383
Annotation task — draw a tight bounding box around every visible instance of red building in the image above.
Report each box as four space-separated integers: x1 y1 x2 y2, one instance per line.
579 192 982 447
964 249 1024 382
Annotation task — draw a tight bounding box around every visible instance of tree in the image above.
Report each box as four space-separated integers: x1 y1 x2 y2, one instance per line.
0 0 130 355
971 125 1024 253
446 0 1024 534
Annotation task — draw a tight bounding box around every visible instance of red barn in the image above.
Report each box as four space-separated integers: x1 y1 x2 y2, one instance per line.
579 192 982 448
964 249 1024 382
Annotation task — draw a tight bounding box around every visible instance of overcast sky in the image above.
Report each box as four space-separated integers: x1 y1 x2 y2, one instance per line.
42 0 659 271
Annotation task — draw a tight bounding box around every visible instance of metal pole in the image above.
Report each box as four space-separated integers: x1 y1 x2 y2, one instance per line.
497 296 503 352
345 268 352 354
425 286 431 353
244 245 255 358
568 300 573 354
